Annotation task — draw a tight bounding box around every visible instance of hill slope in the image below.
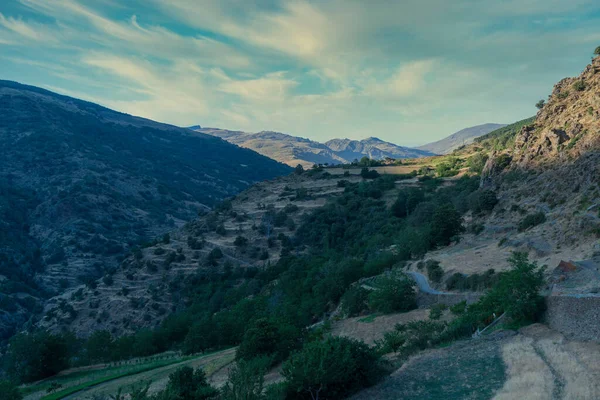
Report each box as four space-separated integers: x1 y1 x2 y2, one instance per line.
418 123 507 154
0 80 291 340
193 127 433 167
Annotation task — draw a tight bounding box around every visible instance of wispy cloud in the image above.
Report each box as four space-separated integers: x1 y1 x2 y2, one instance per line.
1 0 599 143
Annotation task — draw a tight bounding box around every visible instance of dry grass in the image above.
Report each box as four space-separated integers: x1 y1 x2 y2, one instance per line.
493 336 554 400
330 309 429 345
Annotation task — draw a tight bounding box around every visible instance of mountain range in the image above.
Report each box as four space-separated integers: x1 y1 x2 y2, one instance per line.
192 124 508 167
192 127 434 167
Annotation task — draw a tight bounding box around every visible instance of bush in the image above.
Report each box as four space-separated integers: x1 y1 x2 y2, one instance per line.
429 303 447 320
221 357 270 400
468 190 498 214
595 46 600 56
5 331 71 383
154 366 218 400
467 152 489 174
368 275 417 314
535 99 545 109
282 336 382 400
360 167 380 179
0 380 22 400
573 80 586 92
236 318 302 365
341 286 369 317
518 212 546 231
426 260 444 284
233 236 248 247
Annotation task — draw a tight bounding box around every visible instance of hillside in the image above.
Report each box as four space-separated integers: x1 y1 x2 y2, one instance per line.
0 81 291 341
418 123 507 154
192 127 433 167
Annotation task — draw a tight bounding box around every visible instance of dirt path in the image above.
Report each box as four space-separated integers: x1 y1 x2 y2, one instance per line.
406 271 448 295
494 324 600 400
61 348 236 400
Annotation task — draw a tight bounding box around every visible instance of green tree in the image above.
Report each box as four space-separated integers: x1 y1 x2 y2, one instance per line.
86 330 114 363
595 46 600 56
0 380 22 400
392 188 425 218
155 366 218 400
430 203 464 246
535 99 545 109
5 331 70 383
221 357 270 400
368 275 417 314
294 164 305 175
282 336 382 400
236 318 301 364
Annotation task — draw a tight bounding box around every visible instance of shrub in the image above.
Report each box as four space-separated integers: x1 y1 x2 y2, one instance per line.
595 46 600 56
535 99 545 109
341 286 369 317
154 366 218 400
518 212 546 231
573 80 586 92
557 90 569 99
282 336 382 400
468 190 498 214
233 236 248 247
368 275 417 314
360 167 380 179
294 164 304 175
0 380 22 400
425 260 444 284
429 303 447 320
221 357 270 400
236 318 302 365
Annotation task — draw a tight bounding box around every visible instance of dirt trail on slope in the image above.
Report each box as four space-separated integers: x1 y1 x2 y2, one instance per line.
494 324 600 400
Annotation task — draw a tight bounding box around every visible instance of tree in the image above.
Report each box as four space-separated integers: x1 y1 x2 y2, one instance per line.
5 331 70 383
155 366 218 400
0 380 22 400
535 99 545 109
595 46 600 56
430 203 464 246
368 275 417 314
236 318 301 364
282 336 382 400
392 188 425 218
86 330 114 363
234 235 248 247
294 164 305 175
221 357 270 400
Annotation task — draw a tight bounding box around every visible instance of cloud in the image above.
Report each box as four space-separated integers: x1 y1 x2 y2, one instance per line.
218 72 298 102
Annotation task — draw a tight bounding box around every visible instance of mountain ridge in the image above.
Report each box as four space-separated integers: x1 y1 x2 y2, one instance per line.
192 127 434 167
418 123 507 154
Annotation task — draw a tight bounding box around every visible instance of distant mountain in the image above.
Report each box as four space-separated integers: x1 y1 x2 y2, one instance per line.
0 80 291 340
325 137 433 161
192 128 434 167
418 123 507 154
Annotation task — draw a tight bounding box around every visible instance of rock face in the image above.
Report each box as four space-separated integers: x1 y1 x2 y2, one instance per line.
0 80 291 340
512 57 600 168
193 128 434 167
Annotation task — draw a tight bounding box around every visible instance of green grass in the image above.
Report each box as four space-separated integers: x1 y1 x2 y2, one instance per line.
21 353 196 399
38 357 194 400
358 314 378 323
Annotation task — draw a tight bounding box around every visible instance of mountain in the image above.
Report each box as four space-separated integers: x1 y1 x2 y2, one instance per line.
192 127 434 167
0 80 291 340
324 137 433 161
418 123 507 154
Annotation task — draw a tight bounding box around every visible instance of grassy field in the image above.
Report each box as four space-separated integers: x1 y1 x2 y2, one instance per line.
22 349 234 400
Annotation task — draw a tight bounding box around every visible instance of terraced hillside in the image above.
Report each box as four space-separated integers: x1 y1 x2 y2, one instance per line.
0 81 291 341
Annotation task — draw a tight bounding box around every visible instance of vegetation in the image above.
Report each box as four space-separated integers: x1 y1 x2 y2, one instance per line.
379 253 545 357
0 380 22 400
518 212 546 231
535 99 545 109
474 117 535 151
573 80 586 92
282 336 383 400
368 275 417 314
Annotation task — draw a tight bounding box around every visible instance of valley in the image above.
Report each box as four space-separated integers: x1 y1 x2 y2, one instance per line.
1 29 600 400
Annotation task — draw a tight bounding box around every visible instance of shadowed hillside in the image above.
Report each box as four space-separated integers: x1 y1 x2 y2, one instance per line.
0 81 291 341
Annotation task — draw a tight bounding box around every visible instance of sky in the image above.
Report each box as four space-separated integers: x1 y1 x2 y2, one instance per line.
1 1 600 146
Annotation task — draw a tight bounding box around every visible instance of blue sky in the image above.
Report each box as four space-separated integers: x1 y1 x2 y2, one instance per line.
1 0 599 146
